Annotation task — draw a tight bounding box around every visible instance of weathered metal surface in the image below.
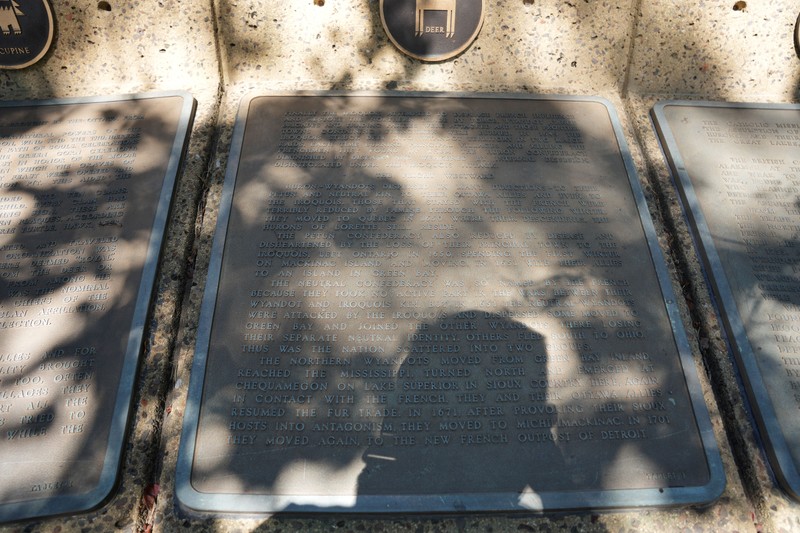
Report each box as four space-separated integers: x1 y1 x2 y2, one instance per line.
0 92 195 522
178 93 723 514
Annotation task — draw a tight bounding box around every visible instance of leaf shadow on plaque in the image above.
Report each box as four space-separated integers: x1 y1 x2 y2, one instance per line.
0 99 179 508
190 96 713 514
667 108 800 466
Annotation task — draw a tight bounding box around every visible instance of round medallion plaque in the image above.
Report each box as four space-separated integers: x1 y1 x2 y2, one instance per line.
0 0 54 69
380 0 485 61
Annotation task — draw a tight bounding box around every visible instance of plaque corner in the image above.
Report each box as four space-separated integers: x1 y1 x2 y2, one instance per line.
699 465 727 506
174 477 205 515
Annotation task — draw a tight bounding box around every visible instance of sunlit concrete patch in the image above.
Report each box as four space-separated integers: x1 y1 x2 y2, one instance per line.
628 0 800 100
215 0 637 94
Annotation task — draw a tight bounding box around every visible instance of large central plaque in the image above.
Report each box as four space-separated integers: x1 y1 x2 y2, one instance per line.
177 93 724 514
652 101 800 500
0 92 195 522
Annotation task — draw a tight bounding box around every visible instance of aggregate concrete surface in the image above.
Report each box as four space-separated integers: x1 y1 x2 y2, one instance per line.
1 0 799 531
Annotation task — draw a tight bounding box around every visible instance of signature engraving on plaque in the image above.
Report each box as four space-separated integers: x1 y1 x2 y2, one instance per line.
645 471 688 482
415 0 455 37
0 0 23 36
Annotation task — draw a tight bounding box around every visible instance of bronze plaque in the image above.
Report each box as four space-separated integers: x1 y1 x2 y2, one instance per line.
380 0 485 61
177 93 723 514
653 101 800 500
0 92 195 521
0 0 54 69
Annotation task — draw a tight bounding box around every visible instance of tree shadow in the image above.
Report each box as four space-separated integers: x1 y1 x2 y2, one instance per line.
181 95 718 521
653 102 800 497
0 94 191 519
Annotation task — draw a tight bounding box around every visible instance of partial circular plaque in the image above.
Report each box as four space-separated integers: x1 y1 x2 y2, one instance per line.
381 0 485 61
0 0 54 69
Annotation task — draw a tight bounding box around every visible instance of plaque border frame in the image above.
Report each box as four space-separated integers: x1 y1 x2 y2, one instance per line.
0 91 196 522
651 100 800 501
176 91 725 515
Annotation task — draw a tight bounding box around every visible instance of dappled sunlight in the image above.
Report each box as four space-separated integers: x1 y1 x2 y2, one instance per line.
600 442 660 487
214 0 638 92
180 94 717 514
4 0 797 527
654 102 800 493
216 0 377 84
517 485 543 509
0 94 193 519
506 1 633 92
630 0 800 100
273 457 363 498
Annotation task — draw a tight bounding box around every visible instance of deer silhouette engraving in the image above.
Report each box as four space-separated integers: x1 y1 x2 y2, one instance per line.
415 0 456 38
0 0 23 36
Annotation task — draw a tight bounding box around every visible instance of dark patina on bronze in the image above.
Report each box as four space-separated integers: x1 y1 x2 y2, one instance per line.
380 0 485 61
0 0 54 69
0 92 195 522
653 101 800 501
176 92 725 515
